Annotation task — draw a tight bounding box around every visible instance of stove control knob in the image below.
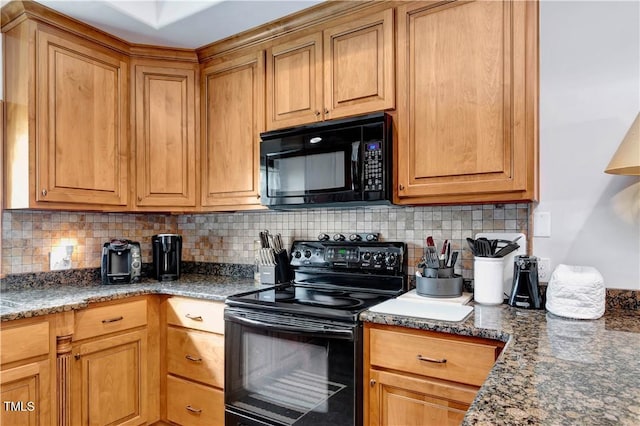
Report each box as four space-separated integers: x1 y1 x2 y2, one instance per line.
294 251 302 259
349 234 362 242
304 250 312 258
373 252 385 262
386 253 397 266
333 233 346 241
366 234 378 242
362 252 372 262
318 233 330 241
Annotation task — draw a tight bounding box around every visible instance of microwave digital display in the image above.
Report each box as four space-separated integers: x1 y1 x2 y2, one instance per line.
367 142 380 151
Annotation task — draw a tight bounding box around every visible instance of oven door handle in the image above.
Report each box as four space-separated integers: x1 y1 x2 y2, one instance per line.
226 313 355 341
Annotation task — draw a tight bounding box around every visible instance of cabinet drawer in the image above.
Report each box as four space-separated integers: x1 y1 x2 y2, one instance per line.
74 299 147 341
167 375 224 426
166 297 224 334
369 328 499 386
166 327 224 388
0 321 50 365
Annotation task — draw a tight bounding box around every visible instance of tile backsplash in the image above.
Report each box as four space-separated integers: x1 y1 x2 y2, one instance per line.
2 203 530 278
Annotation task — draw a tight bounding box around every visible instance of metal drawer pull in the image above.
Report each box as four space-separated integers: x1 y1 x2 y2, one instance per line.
102 316 124 324
416 354 447 364
185 405 202 414
185 313 203 321
185 354 202 362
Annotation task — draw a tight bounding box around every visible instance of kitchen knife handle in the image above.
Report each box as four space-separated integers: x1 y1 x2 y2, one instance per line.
185 313 203 321
416 354 447 364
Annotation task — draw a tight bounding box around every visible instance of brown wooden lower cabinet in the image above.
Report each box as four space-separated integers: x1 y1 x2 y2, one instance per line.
365 323 503 426
0 317 55 426
166 375 223 426
71 330 148 426
163 297 226 425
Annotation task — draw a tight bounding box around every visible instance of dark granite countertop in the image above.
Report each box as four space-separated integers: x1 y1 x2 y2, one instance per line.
0 274 261 321
2 272 638 425
360 304 640 425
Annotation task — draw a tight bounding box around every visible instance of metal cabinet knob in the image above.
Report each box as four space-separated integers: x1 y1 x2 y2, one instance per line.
42 189 48 197
370 379 376 387
324 108 329 115
315 110 321 117
399 184 405 190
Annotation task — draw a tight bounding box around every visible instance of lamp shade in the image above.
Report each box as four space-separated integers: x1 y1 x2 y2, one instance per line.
605 113 640 175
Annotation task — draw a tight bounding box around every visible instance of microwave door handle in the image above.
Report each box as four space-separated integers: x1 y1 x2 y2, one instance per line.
351 141 361 191
226 312 355 341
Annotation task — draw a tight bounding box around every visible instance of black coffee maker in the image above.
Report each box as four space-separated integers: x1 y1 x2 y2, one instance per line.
152 234 182 281
508 255 543 309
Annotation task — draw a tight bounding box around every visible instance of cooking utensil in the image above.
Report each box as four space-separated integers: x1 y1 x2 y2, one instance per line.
448 251 459 268
466 238 477 255
426 246 440 268
493 243 520 258
274 233 284 253
439 239 448 268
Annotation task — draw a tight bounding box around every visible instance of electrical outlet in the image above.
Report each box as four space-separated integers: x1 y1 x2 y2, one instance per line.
50 245 74 270
538 258 551 282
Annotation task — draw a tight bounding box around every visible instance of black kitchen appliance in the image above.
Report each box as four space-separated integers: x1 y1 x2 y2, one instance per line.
101 239 141 284
259 112 392 208
151 234 182 281
508 255 543 309
224 234 407 426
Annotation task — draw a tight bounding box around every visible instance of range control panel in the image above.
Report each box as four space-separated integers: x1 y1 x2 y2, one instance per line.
290 241 406 274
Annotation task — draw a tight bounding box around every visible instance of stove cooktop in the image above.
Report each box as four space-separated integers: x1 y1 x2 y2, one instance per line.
225 284 395 322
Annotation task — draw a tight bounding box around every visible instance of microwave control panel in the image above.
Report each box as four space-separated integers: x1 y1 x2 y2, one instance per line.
363 141 383 192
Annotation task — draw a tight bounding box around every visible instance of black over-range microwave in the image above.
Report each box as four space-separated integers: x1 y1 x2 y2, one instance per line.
259 112 392 208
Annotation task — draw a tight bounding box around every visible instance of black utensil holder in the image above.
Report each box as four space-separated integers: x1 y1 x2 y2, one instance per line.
275 250 293 283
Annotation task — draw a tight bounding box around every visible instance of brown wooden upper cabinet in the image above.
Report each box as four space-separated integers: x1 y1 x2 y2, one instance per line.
266 9 395 131
4 22 129 209
200 52 265 210
395 0 539 205
133 61 198 209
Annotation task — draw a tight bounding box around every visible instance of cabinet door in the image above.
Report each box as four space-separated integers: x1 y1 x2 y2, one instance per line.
266 33 323 130
323 8 394 120
368 369 475 426
71 330 147 426
0 361 51 426
396 0 538 204
36 26 128 206
134 64 197 208
201 52 264 209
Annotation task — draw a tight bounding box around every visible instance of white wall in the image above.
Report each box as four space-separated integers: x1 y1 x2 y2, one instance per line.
536 1 640 289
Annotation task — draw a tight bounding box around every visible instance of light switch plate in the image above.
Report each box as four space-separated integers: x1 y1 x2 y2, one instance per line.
533 211 551 237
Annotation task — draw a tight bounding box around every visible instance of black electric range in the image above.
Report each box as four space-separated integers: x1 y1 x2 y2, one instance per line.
224 235 407 426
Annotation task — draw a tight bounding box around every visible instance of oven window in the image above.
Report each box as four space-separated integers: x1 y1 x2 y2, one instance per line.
226 320 356 425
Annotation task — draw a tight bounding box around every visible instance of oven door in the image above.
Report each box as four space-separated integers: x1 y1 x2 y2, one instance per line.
224 308 361 426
